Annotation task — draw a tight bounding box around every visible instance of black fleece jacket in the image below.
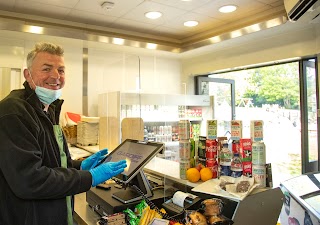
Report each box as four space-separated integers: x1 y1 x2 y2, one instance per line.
0 82 92 225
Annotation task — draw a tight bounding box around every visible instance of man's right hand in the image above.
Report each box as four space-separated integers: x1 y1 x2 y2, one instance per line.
89 160 127 187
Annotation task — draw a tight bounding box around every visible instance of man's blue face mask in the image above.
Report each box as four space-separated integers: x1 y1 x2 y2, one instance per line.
28 70 62 105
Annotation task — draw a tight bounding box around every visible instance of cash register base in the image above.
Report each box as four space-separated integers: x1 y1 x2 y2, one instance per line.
86 183 168 216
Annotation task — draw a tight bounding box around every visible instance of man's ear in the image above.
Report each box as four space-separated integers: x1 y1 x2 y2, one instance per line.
23 69 34 89
23 68 30 80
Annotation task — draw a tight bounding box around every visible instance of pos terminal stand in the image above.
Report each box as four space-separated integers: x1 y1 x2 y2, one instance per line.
112 170 153 203
86 139 165 215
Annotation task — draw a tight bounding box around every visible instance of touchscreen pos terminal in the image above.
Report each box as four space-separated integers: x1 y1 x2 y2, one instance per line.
97 139 164 203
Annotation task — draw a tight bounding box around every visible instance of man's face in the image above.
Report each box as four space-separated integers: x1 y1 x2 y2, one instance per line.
25 52 65 90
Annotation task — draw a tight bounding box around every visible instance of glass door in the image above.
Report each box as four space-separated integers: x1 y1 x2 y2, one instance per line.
195 62 302 187
300 59 319 173
195 77 235 137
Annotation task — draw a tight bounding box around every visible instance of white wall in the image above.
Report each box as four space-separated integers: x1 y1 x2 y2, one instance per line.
87 47 182 116
0 33 84 122
0 31 182 118
0 20 319 118
180 22 320 94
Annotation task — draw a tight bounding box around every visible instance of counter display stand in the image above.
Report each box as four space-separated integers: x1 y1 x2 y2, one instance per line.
77 157 284 225
145 157 284 225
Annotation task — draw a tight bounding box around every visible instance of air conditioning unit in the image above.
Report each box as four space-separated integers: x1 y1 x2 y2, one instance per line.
284 0 320 22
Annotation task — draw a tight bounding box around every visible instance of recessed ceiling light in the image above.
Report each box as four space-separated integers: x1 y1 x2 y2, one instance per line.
184 20 199 27
145 11 162 19
112 38 124 45
146 43 157 49
219 5 237 13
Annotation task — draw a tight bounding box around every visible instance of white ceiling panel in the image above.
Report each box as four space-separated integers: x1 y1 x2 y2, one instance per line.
26 0 78 8
15 0 71 18
0 0 287 51
110 18 157 33
161 11 222 32
122 1 187 25
151 0 212 11
68 9 117 26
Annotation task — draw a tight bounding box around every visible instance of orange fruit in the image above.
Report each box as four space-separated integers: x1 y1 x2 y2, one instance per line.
186 168 200 183
200 167 213 182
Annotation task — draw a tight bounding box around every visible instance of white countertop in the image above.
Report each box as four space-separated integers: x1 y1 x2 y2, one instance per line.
144 157 201 188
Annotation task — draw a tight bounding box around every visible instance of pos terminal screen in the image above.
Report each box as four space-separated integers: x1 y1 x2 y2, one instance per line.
98 139 164 184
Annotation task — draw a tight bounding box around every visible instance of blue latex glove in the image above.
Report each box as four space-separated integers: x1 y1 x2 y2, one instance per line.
89 160 127 187
81 148 108 170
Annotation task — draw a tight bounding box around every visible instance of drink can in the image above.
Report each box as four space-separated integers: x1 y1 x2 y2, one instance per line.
178 120 190 140
266 163 273 187
206 139 218 159
206 120 217 139
159 126 164 135
190 123 194 139
242 161 252 177
163 126 168 135
166 134 172 142
179 140 190 159
252 141 266 165
198 136 206 158
239 138 252 162
231 120 242 141
190 157 195 168
250 120 264 141
206 158 218 178
180 159 190 179
190 138 195 157
192 124 200 140
252 164 266 188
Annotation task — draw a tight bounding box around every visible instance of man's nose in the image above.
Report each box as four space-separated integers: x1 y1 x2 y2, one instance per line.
51 70 60 79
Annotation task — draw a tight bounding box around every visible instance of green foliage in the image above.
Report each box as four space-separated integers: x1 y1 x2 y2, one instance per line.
243 63 299 109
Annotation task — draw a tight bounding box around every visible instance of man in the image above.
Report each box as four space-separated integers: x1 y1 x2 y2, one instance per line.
0 42 127 225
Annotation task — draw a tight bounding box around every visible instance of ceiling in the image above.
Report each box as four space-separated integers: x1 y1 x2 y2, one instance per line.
0 0 294 52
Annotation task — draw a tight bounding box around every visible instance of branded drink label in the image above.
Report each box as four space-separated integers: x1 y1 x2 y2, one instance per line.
198 136 206 158
206 139 218 159
207 120 217 139
231 120 242 140
239 138 252 162
250 120 264 141
232 140 240 154
242 161 252 177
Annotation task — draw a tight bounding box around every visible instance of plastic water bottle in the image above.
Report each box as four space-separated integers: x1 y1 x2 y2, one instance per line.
219 140 232 176
144 126 148 141
231 153 243 178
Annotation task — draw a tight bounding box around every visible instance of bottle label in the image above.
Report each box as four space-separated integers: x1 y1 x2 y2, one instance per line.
220 152 232 166
231 171 242 178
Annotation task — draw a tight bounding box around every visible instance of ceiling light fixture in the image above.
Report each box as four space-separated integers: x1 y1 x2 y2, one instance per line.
112 38 124 45
219 5 237 13
146 43 157 49
184 20 199 27
145 11 162 19
28 25 43 34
